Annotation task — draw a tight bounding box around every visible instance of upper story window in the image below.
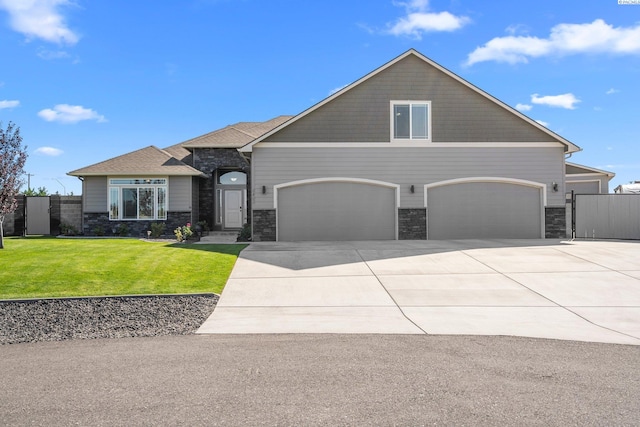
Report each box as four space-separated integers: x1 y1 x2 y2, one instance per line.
108 178 167 220
391 101 431 142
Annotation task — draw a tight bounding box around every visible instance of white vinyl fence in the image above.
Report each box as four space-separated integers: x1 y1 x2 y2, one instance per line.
574 194 640 240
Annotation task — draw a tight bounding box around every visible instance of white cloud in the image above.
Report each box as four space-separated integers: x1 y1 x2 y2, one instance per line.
386 0 470 39
0 0 79 45
35 146 63 156
466 19 640 66
0 99 20 109
531 93 580 109
535 120 549 127
38 104 106 124
606 88 620 95
515 103 532 112
37 48 70 60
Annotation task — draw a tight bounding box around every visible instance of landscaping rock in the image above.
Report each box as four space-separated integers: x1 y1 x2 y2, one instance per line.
0 295 218 345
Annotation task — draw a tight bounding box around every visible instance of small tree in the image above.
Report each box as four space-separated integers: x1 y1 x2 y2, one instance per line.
0 122 28 249
23 186 48 196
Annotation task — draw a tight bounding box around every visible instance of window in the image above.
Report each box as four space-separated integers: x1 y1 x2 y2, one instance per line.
108 178 167 220
218 171 247 185
391 101 431 141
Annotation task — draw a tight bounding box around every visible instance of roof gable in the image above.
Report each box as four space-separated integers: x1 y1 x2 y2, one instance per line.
68 145 205 177
566 162 615 177
242 49 580 153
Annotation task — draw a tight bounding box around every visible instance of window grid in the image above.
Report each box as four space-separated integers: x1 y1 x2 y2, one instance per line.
108 178 168 221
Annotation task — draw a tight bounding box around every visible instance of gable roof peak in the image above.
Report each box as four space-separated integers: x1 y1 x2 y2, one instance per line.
241 48 580 153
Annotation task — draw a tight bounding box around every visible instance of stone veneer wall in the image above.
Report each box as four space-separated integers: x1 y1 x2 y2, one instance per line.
545 207 566 238
398 208 427 240
191 148 250 230
252 209 276 241
83 211 192 237
50 195 82 236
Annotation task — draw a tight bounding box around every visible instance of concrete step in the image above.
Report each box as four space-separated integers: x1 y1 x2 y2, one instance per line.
197 232 241 244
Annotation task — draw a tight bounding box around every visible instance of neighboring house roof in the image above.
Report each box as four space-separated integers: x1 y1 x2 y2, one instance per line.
241 49 581 153
181 115 292 148
68 145 206 177
566 162 615 178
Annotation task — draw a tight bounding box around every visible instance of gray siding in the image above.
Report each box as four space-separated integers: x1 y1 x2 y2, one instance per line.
83 176 192 213
83 176 107 212
252 146 566 209
264 55 557 144
168 176 192 211
566 180 603 195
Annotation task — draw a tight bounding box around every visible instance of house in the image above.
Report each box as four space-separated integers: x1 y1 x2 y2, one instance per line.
68 116 290 236
70 49 600 241
565 162 615 194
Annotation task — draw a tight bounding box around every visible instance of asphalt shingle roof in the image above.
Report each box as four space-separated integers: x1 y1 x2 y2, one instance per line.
68 116 292 176
180 115 292 148
68 145 206 177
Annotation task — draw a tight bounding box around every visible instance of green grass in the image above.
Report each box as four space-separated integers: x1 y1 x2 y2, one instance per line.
0 236 247 299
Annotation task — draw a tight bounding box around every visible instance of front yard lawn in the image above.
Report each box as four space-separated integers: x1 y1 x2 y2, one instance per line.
0 237 247 299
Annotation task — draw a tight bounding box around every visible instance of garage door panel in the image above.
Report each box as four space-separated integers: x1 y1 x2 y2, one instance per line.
427 182 542 239
278 182 396 241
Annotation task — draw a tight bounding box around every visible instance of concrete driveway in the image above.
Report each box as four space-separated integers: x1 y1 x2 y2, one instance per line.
198 239 640 345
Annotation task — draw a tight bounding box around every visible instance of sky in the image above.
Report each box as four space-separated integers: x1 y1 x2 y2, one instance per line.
0 0 639 196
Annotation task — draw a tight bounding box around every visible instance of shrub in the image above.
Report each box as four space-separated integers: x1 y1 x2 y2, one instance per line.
59 223 78 236
150 222 165 238
93 225 105 236
237 223 251 242
174 223 193 242
116 223 129 237
196 220 210 232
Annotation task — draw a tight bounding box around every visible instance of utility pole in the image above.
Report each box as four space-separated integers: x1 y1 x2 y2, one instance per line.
27 173 34 191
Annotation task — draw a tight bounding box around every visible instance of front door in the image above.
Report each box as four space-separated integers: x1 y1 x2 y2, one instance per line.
224 190 243 229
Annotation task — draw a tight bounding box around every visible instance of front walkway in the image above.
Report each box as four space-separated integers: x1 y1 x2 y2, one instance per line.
197 239 640 345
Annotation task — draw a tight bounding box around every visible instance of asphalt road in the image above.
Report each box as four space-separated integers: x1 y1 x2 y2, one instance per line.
1 335 639 426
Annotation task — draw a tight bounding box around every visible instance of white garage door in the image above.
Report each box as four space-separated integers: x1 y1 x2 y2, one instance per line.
276 179 397 241
426 179 544 239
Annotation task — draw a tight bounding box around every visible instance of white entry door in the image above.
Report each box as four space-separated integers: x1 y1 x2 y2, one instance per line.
224 190 243 229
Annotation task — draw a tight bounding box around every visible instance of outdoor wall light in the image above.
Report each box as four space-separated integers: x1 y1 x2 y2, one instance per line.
552 182 558 192
262 185 266 194
410 185 415 193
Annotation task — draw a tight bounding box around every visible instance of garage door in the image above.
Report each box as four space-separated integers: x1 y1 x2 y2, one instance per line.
426 179 544 239
276 179 397 241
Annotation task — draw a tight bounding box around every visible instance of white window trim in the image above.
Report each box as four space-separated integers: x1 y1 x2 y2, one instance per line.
390 100 432 143
107 177 168 221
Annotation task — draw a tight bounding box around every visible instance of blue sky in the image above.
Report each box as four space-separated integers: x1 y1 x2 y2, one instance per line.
0 0 639 195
